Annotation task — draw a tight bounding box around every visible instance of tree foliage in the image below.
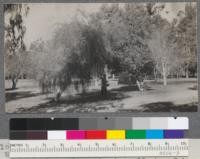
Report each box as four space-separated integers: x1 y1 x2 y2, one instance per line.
26 2 197 96
4 4 29 89
148 22 177 85
176 3 197 78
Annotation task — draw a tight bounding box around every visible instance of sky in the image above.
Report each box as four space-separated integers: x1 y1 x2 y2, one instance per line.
5 3 195 49
23 3 102 48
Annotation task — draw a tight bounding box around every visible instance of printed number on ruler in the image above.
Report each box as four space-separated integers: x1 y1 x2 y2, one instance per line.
0 140 9 159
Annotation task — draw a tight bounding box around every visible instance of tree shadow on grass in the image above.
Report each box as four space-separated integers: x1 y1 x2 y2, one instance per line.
6 91 42 102
42 85 143 107
13 84 155 113
119 102 198 112
112 85 139 92
15 91 130 113
61 91 130 105
142 102 198 112
5 88 19 91
16 102 119 113
111 84 153 92
63 103 117 113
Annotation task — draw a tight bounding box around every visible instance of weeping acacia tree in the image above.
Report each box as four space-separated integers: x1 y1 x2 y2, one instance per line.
31 19 110 100
4 4 29 89
58 22 109 97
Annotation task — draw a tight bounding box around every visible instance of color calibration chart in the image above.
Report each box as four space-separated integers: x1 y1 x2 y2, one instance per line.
9 117 189 158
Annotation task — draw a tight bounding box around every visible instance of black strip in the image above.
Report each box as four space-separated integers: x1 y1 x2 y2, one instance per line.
10 118 79 130
10 118 28 130
43 118 79 130
27 118 46 130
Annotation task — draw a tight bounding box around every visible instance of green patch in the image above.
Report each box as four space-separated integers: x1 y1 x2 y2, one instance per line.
126 130 146 139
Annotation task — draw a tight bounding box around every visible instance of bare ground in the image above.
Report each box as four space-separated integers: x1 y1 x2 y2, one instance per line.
5 79 198 113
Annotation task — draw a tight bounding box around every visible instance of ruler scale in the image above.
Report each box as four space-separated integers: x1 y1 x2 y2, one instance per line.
9 139 188 158
9 117 189 158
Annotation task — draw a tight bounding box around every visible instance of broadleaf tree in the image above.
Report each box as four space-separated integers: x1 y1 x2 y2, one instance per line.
4 4 29 89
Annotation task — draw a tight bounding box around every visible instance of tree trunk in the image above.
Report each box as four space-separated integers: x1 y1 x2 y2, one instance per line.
81 80 86 94
55 86 62 102
154 67 157 82
185 64 189 79
101 73 107 96
162 62 167 86
55 92 61 102
163 72 167 86
11 77 17 90
176 72 179 79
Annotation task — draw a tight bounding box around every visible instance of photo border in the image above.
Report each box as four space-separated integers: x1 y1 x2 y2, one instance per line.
0 0 200 139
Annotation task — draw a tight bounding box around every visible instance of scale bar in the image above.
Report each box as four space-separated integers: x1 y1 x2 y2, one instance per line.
9 139 189 158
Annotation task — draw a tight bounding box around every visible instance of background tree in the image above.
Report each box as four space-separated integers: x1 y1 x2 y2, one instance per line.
97 4 154 81
4 4 29 89
29 38 66 95
147 20 177 86
176 3 197 78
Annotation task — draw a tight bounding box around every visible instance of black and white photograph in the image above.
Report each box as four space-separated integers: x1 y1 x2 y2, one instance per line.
4 3 198 113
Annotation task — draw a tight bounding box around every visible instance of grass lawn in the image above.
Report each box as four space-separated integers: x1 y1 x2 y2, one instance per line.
5 78 198 113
